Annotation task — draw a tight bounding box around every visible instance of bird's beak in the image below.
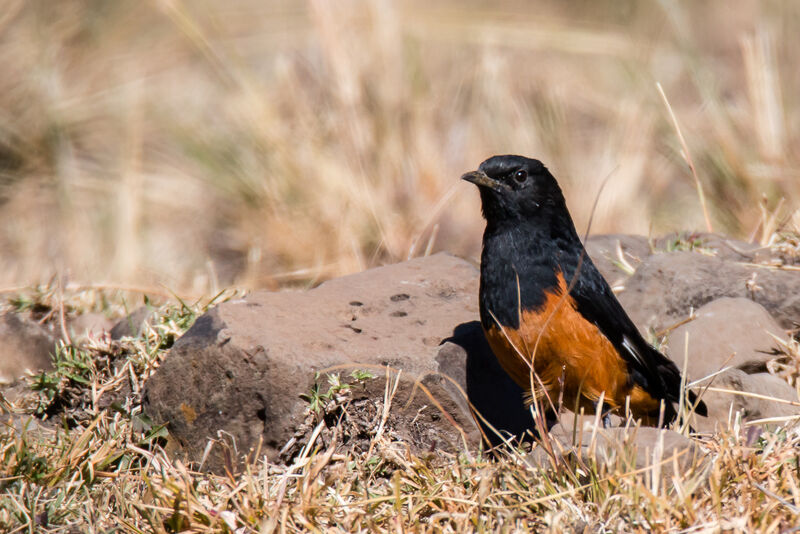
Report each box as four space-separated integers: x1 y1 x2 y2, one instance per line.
461 170 506 192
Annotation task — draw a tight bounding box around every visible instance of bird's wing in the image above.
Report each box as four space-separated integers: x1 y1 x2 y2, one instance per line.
563 254 677 400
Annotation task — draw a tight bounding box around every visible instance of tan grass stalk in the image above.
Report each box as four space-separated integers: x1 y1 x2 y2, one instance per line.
656 82 713 233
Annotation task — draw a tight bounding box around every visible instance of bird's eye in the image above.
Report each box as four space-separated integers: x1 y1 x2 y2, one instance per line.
513 169 528 183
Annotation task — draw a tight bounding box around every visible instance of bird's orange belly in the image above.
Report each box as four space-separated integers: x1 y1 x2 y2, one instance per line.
482 277 660 417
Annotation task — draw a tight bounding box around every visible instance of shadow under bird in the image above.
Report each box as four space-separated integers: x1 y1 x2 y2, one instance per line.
462 154 707 428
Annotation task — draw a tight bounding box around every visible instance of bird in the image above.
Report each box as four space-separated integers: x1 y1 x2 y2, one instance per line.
462 154 707 428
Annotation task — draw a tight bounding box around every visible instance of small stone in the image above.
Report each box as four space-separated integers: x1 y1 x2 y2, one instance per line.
68 312 114 341
686 370 800 433
527 424 705 479
667 298 786 379
110 307 157 339
0 313 56 384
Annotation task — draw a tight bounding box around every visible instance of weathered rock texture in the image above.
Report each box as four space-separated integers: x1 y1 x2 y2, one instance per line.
0 313 56 384
665 298 799 432
619 252 800 331
143 253 530 468
143 235 800 467
685 369 799 433
583 234 651 287
667 298 784 378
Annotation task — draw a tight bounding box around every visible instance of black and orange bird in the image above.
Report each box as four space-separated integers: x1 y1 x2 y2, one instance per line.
462 155 707 427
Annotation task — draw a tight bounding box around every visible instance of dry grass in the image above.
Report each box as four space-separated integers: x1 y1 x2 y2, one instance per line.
0 287 798 533
2 3 800 530
1 1 799 293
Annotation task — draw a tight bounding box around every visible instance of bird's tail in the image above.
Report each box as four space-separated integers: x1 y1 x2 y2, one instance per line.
686 389 708 417
655 353 708 419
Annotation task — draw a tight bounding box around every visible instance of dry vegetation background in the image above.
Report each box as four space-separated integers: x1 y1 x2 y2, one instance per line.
2 2 800 531
0 0 798 293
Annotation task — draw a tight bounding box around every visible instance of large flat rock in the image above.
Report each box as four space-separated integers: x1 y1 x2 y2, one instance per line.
143 253 531 467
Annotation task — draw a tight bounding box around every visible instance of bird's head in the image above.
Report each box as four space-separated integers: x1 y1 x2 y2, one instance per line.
461 155 566 225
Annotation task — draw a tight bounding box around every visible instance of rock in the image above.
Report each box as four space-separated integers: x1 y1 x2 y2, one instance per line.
0 313 56 384
663 298 798 432
685 370 800 433
527 424 704 479
2 414 55 440
584 233 765 285
110 306 157 339
141 238 800 469
650 232 763 262
736 373 800 422
752 235 800 266
0 381 33 406
69 312 114 341
666 298 786 378
694 234 765 262
143 253 535 469
618 252 800 332
584 234 651 289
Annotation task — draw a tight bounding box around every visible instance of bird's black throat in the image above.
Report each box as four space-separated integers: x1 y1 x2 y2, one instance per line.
478 209 587 332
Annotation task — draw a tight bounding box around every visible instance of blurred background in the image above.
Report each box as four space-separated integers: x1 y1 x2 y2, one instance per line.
0 0 798 295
